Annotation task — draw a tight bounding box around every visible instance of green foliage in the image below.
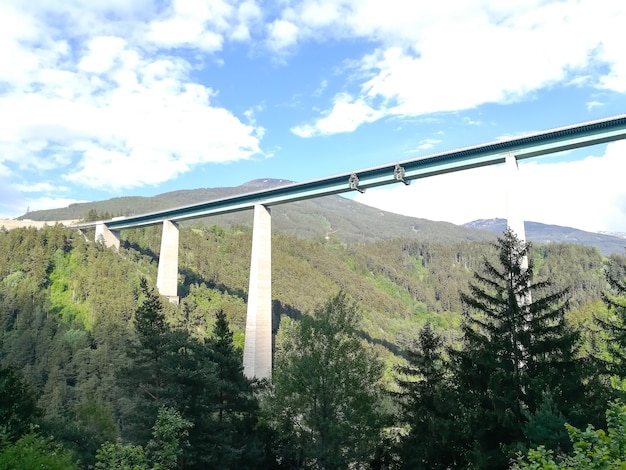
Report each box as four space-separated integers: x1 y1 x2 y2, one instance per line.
393 324 461 469
185 309 263 469
522 394 569 455
452 230 591 468
119 279 180 443
0 223 622 468
0 365 40 441
81 209 114 223
512 400 626 469
43 399 120 467
95 442 147 470
146 407 192 470
49 249 92 328
596 260 626 380
267 292 386 469
119 277 262 468
0 433 78 469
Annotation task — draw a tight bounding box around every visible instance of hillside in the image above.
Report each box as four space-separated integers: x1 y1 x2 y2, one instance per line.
19 179 626 255
19 179 496 245
1 219 624 467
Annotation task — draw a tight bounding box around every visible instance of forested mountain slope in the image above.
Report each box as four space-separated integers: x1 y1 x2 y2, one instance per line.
0 223 618 376
19 179 495 244
1 223 625 466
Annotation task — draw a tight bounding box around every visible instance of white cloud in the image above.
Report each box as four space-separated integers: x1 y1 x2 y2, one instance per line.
355 140 626 233
23 197 88 213
0 1 263 194
586 101 604 111
13 182 67 193
231 1 262 41
286 0 626 135
144 0 248 51
0 177 82 219
78 37 128 74
411 138 442 152
2 0 625 220
463 116 482 126
291 92 383 137
267 18 299 50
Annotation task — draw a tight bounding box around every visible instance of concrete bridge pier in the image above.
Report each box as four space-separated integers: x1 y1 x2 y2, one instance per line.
156 220 180 305
95 222 120 250
506 155 527 244
243 204 273 380
506 154 532 308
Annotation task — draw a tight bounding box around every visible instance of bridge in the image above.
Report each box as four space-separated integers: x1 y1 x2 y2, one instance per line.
74 114 626 379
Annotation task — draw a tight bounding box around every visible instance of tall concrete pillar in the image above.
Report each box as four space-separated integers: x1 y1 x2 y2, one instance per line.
243 204 273 380
95 222 120 250
156 220 180 305
506 155 531 307
505 155 527 244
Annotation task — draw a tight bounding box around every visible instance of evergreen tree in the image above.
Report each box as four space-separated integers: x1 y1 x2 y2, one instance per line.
119 278 177 443
596 263 626 380
186 309 262 469
393 323 461 469
0 365 40 441
452 230 585 468
268 292 385 469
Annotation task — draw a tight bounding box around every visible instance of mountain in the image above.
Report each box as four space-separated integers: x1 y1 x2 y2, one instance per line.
465 218 626 256
19 179 496 245
17 179 626 255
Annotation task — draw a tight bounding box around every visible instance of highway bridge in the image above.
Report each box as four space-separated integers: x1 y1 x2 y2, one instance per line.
74 114 626 379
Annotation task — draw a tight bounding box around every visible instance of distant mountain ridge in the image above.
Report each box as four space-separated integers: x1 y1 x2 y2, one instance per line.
19 180 496 245
16 180 626 255
464 218 626 256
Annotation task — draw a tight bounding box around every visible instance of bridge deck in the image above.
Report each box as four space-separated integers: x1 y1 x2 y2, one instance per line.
74 114 626 231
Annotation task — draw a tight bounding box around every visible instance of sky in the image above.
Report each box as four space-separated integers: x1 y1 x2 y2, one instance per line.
1 0 626 233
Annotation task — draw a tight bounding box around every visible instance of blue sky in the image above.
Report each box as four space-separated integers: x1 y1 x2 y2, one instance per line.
1 0 626 233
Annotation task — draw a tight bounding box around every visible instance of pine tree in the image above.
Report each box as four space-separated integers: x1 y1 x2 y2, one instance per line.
596 263 626 380
187 309 262 469
393 324 461 469
119 278 177 444
0 365 40 441
452 230 585 468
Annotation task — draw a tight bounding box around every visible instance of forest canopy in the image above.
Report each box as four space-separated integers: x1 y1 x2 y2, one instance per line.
0 224 625 468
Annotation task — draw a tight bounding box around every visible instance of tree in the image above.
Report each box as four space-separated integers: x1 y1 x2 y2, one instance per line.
177 309 263 469
0 365 40 441
453 230 585 468
267 292 385 469
0 433 78 470
198 309 262 468
596 261 626 381
146 407 192 470
512 400 626 469
119 278 177 443
95 442 147 470
95 407 192 470
393 323 461 469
